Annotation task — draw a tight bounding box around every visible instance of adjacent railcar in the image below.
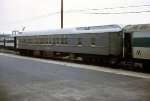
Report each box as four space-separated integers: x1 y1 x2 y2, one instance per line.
0 35 14 49
0 37 4 47
16 24 123 63
124 24 150 67
4 36 15 49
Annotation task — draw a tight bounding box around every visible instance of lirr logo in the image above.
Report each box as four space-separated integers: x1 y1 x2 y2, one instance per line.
136 50 141 55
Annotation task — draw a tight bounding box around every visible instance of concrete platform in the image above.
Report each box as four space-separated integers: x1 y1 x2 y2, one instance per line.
0 53 150 101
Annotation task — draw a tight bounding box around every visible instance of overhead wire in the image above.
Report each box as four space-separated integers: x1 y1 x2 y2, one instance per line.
0 4 150 25
0 11 60 25
81 10 150 14
65 4 150 13
92 4 150 10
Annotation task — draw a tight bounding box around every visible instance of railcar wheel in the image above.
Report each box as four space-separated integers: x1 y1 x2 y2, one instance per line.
19 51 24 56
33 50 40 57
41 51 46 58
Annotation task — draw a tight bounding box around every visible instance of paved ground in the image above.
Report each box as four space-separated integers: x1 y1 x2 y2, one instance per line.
0 53 150 101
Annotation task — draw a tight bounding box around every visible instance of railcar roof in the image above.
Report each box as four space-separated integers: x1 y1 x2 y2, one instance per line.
124 24 150 32
17 24 122 36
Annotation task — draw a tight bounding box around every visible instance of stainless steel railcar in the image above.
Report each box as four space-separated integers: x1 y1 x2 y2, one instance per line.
16 24 123 64
124 24 150 67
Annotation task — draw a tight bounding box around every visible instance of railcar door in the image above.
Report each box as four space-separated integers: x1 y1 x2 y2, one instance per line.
124 33 133 61
14 37 17 49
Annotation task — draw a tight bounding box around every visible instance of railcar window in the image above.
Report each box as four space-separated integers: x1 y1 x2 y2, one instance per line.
25 38 27 44
22 39 24 44
0 40 4 42
33 38 36 44
18 39 22 44
24 39 28 44
45 38 48 44
40 38 42 44
91 38 96 46
42 38 44 44
27 39 29 44
5 40 14 43
44 38 47 44
43 38 46 44
29 39 31 44
33 38 35 44
49 37 52 44
53 38 56 44
64 38 68 44
61 38 64 44
25 37 27 44
25 39 27 44
39 38 41 44
78 38 82 45
36 38 39 44
56 38 59 45
38 38 40 44
23 39 25 44
36 37 38 44
29 38 31 44
28 39 30 44
28 39 31 44
24 38 26 44
30 39 32 44
31 37 33 44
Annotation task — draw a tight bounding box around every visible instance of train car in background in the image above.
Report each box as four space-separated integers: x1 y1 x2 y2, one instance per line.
0 35 15 49
0 37 4 47
4 36 15 49
123 24 150 68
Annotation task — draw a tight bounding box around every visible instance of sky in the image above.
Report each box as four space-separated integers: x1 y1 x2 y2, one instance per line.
0 0 150 34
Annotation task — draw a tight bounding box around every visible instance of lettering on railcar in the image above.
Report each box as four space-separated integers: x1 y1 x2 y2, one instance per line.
136 50 141 55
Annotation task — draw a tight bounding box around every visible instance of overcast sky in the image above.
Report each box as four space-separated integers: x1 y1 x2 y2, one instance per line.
0 0 150 34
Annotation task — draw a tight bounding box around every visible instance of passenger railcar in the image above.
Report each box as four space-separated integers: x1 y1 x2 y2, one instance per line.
124 24 150 67
0 35 14 49
1 24 149 69
16 24 123 64
4 36 14 49
0 37 4 47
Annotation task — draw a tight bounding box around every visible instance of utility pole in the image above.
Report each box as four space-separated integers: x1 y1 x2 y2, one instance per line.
61 0 63 28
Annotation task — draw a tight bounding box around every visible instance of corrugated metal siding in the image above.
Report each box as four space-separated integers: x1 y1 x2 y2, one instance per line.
124 24 150 32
